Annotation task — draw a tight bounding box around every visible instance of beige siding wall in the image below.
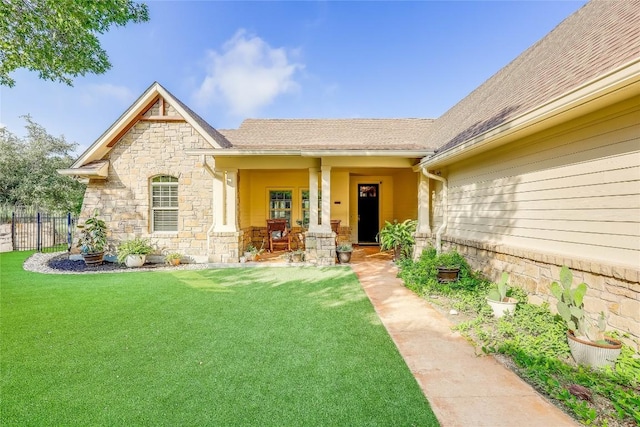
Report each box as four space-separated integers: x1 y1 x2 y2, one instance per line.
79 99 214 261
443 97 639 268
422 97 640 346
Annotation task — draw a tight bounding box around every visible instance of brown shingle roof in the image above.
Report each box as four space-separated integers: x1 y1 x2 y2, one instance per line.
219 118 435 151
425 0 640 153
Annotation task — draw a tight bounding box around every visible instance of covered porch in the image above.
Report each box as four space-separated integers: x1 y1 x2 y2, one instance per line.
185 150 423 265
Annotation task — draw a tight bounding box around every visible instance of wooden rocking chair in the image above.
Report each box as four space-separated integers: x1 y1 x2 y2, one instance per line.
266 219 292 252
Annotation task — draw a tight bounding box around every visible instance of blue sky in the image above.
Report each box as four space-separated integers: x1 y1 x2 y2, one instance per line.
0 0 587 155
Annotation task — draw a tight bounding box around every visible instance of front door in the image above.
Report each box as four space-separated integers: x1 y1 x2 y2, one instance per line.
357 184 379 244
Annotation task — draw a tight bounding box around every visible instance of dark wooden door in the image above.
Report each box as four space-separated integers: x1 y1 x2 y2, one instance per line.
357 184 379 243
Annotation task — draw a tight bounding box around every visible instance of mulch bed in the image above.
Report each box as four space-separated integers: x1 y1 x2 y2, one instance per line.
48 254 167 272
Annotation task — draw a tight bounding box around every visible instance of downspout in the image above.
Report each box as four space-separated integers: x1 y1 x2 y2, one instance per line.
200 156 216 255
420 167 448 254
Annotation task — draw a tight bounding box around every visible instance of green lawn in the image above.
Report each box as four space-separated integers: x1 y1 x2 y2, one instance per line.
1 251 438 426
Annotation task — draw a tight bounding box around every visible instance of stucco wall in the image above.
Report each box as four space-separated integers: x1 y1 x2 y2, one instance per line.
78 99 214 262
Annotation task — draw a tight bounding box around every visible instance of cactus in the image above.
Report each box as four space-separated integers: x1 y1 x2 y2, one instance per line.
550 266 604 341
487 272 509 302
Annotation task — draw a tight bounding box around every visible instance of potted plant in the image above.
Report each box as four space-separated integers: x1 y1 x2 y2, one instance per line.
289 249 304 263
377 219 417 261
336 242 353 264
434 251 461 283
76 211 108 266
486 272 518 317
164 252 182 266
117 237 154 268
245 242 264 261
550 266 622 368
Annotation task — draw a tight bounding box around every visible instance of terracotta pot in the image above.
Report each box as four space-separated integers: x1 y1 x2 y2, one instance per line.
169 258 181 266
567 330 622 368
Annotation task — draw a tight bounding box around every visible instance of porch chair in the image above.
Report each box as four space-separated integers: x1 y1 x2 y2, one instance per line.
266 219 292 252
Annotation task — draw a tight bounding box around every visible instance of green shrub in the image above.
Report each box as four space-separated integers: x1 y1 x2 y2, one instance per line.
399 247 486 297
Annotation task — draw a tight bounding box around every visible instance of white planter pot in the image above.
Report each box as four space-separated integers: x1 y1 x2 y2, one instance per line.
125 254 146 268
567 331 622 369
486 297 518 318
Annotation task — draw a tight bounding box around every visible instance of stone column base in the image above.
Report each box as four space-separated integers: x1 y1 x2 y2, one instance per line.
305 231 336 266
209 231 243 263
413 232 434 259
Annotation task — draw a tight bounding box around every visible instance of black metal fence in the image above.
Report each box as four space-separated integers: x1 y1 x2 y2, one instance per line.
1 207 78 252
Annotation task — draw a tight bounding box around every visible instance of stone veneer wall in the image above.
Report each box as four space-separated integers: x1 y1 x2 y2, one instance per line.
414 234 640 349
78 99 214 263
209 231 242 263
304 231 336 266
0 224 12 253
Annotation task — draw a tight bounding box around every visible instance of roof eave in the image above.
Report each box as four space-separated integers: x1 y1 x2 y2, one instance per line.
420 58 640 169
185 149 433 157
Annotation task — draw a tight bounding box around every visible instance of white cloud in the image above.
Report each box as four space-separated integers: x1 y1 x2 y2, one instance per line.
193 29 304 116
79 83 136 106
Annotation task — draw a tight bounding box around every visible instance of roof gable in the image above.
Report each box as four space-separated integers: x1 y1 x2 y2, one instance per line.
71 82 231 168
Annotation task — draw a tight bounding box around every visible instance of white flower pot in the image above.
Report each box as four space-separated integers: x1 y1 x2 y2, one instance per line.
567 331 622 368
125 254 146 268
487 297 518 318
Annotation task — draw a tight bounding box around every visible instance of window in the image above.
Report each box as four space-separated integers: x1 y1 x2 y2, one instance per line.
301 189 321 228
269 190 292 226
151 176 178 232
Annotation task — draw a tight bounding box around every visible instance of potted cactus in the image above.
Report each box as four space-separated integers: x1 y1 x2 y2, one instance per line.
550 266 622 368
486 272 518 317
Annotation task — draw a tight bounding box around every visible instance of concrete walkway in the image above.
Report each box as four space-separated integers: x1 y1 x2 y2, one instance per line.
351 258 578 427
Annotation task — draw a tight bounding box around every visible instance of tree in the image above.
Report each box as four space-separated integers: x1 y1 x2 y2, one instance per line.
0 0 149 87
0 116 86 212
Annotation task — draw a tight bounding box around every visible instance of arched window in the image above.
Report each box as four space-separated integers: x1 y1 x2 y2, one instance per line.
151 175 178 232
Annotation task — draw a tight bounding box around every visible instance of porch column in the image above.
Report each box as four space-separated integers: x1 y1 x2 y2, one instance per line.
308 167 320 232
225 169 238 231
213 169 238 232
417 171 431 233
320 165 332 232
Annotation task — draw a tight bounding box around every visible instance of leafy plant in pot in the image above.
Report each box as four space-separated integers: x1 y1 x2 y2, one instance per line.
164 252 182 266
434 251 461 283
377 219 417 261
336 242 353 264
486 272 518 317
117 237 154 268
550 266 622 368
77 211 108 266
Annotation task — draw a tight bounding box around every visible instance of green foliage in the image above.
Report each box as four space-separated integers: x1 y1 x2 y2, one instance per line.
76 211 107 254
336 242 353 252
164 252 182 262
377 219 417 259
551 266 603 341
116 237 154 263
0 116 85 213
487 272 510 302
0 0 149 87
398 247 485 296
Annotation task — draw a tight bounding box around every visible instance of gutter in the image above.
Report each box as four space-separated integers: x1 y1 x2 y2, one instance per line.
419 166 447 254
